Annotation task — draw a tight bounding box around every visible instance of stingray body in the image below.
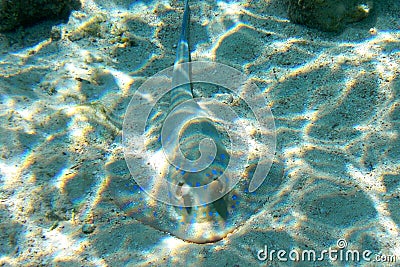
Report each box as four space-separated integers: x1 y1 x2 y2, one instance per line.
115 0 279 243
162 0 232 218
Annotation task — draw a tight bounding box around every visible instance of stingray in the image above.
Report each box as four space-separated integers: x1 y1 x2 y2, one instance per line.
114 0 278 243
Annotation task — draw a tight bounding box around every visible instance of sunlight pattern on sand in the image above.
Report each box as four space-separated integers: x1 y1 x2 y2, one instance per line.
0 0 399 265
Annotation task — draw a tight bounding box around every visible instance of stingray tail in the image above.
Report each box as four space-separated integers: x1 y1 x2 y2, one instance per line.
171 0 193 108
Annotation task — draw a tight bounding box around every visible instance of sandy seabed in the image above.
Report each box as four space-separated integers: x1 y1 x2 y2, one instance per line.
0 0 399 266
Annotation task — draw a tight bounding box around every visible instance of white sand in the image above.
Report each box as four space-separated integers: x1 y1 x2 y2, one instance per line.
0 0 399 266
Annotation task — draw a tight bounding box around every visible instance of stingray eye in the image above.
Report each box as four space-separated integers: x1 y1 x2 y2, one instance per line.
175 182 191 199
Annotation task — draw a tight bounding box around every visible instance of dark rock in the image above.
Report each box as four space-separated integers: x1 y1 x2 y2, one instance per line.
0 0 81 32
287 0 373 31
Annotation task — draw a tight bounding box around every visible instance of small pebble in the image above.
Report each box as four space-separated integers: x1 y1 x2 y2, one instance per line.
50 26 62 41
369 27 377 35
82 223 96 234
214 93 234 104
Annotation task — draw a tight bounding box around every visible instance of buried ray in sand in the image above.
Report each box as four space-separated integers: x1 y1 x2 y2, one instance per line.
112 0 279 243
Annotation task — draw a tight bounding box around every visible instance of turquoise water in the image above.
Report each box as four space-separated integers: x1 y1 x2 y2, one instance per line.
0 0 399 266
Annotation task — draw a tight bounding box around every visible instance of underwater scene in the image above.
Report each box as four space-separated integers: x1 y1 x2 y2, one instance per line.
0 0 399 266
